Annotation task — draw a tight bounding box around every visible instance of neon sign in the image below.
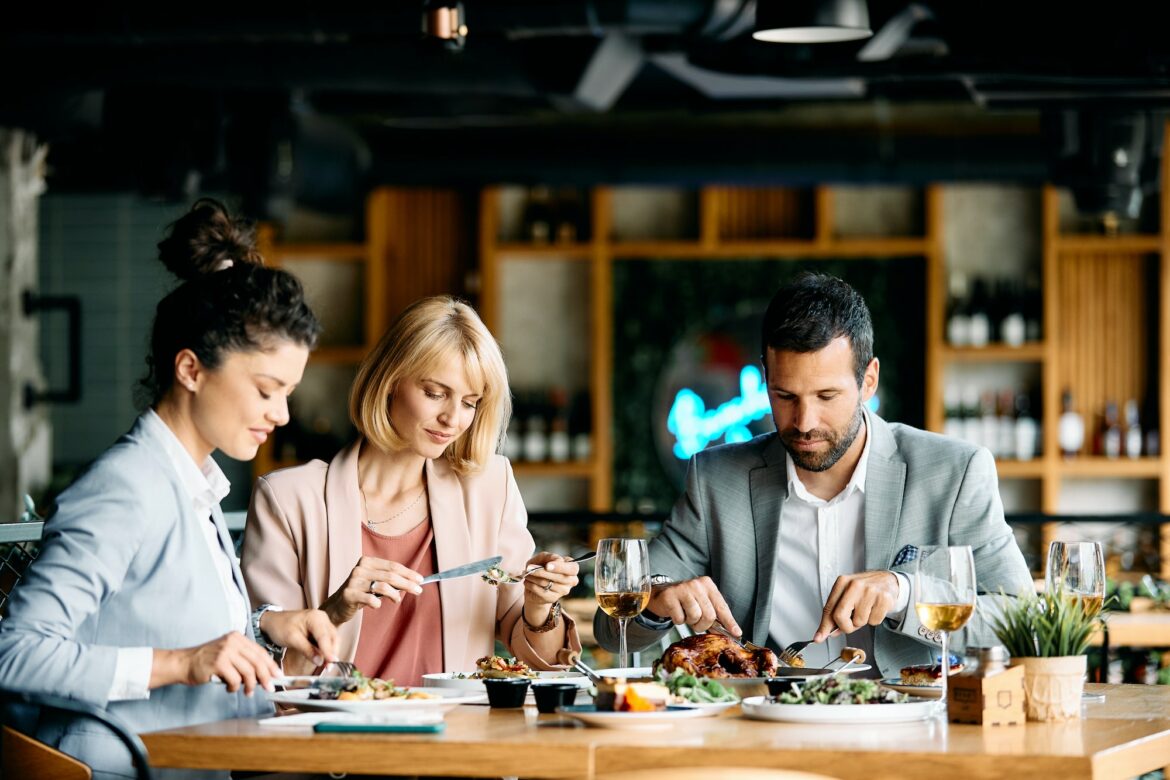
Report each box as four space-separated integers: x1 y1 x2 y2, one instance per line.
667 365 770 459
667 364 880 459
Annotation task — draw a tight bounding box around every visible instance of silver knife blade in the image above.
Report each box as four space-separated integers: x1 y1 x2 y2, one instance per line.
420 555 504 585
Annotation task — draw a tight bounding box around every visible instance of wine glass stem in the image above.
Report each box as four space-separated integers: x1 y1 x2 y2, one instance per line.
939 631 949 704
618 617 630 669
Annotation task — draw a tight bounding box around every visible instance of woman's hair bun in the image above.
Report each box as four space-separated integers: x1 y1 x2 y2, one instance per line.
157 198 264 281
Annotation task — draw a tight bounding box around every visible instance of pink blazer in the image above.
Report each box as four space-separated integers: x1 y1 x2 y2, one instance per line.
241 441 580 674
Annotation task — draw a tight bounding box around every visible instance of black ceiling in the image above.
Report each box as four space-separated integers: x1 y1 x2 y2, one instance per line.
4 2 1170 205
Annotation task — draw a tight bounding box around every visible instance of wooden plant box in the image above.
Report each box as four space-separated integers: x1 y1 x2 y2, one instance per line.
948 664 1026 725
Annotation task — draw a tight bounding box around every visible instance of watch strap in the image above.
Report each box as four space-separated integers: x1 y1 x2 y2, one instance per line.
251 604 285 657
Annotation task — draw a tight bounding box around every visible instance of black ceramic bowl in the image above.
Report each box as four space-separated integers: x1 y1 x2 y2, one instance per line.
532 682 579 714
765 674 822 699
482 677 531 708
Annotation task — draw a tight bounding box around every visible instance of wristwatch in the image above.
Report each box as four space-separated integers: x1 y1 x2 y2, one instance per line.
251 604 285 657
522 601 562 633
635 575 675 629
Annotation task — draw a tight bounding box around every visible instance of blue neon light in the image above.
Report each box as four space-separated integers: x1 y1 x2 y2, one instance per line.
667 365 770 459
666 364 881 460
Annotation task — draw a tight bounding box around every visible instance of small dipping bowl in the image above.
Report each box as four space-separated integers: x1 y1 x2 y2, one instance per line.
532 682 579 714
765 674 824 701
482 678 531 708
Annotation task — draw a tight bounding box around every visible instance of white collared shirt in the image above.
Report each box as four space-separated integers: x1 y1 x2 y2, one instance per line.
109 409 248 701
767 411 909 674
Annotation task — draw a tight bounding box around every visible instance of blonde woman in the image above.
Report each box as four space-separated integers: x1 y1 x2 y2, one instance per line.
242 296 581 683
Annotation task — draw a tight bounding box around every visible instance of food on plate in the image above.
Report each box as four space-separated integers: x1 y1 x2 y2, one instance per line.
658 668 739 703
655 632 781 678
840 647 866 664
775 676 908 705
900 659 965 686
595 679 672 712
468 655 537 679
308 673 435 701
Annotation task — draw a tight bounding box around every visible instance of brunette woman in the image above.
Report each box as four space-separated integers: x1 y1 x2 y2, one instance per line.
0 200 338 780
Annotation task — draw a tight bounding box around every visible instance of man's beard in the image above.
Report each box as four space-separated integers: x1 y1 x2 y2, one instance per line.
779 403 864 472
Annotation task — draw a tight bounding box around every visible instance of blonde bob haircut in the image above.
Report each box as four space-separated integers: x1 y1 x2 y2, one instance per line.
349 296 511 475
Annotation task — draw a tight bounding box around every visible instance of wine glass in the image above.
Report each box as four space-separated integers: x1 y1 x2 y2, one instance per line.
595 538 651 671
1046 540 1106 701
1045 541 1105 617
914 545 977 706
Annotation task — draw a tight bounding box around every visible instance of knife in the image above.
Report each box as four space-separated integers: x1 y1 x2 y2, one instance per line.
420 555 504 585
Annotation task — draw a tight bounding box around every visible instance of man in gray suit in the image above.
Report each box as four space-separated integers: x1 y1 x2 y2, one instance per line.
596 273 1032 679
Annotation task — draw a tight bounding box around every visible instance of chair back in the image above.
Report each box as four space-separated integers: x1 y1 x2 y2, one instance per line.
0 690 155 780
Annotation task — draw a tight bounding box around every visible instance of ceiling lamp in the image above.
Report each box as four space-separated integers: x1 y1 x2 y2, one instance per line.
753 0 873 44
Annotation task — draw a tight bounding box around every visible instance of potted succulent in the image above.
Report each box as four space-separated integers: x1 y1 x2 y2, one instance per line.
987 589 1102 721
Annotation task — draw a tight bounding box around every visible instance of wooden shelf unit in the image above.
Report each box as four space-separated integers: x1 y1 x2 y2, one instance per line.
925 122 1170 576
480 184 937 513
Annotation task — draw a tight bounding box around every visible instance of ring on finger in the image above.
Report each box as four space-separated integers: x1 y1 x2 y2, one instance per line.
543 580 554 592
369 580 379 595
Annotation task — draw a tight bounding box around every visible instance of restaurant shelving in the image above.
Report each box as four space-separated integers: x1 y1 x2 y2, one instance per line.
479 184 939 513
483 123 1170 575
251 187 472 480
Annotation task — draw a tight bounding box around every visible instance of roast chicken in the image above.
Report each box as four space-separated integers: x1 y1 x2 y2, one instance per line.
656 632 781 678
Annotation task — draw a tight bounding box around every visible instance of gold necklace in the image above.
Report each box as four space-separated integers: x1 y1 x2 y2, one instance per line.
363 484 427 527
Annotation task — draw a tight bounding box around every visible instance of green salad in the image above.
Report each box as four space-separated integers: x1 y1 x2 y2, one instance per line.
775 677 907 705
658 668 740 703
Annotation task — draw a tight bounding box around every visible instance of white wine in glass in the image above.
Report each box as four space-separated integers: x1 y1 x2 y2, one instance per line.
1046 540 1106 699
595 538 651 670
914 545 977 705
1046 541 1105 618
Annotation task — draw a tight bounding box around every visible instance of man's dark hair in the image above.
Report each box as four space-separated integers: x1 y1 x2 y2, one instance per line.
760 272 874 385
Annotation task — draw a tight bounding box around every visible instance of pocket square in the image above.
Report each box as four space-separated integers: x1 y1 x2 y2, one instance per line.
892 544 918 567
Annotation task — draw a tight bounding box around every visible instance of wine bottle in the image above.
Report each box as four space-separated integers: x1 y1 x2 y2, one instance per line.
522 186 553 244
1058 389 1084 459
943 385 963 441
961 386 982 448
1124 399 1142 459
1000 278 1026 348
1014 390 1039 461
967 278 990 348
946 272 971 347
1102 401 1122 460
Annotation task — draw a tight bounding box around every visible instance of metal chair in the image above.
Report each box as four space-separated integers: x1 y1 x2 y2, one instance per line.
0 689 155 780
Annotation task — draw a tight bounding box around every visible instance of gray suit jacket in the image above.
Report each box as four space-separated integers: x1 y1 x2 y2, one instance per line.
0 415 270 780
595 414 1033 678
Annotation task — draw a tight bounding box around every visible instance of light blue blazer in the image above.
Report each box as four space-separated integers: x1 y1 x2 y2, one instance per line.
0 414 271 780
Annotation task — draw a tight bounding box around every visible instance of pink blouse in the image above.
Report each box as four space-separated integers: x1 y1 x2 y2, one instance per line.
352 519 444 687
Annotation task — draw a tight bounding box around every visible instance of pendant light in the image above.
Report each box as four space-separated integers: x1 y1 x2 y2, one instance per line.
753 0 873 44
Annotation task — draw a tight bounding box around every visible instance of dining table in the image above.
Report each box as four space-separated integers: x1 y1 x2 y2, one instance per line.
141 683 1170 780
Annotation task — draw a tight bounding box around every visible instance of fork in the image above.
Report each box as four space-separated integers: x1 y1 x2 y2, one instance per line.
708 621 770 653
318 660 359 678
778 628 840 667
485 551 597 585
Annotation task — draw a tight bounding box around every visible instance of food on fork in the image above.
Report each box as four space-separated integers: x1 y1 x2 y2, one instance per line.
840 647 867 664
900 658 965 686
655 632 781 678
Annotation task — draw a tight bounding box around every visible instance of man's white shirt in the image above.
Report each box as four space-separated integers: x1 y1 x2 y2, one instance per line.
767 410 910 674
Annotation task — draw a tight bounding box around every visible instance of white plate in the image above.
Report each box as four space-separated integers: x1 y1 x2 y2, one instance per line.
268 687 485 713
557 704 715 730
879 678 943 699
421 671 590 693
740 695 940 724
666 700 740 714
593 667 656 679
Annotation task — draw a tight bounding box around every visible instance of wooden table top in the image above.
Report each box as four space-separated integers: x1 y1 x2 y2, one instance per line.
141 684 1170 780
